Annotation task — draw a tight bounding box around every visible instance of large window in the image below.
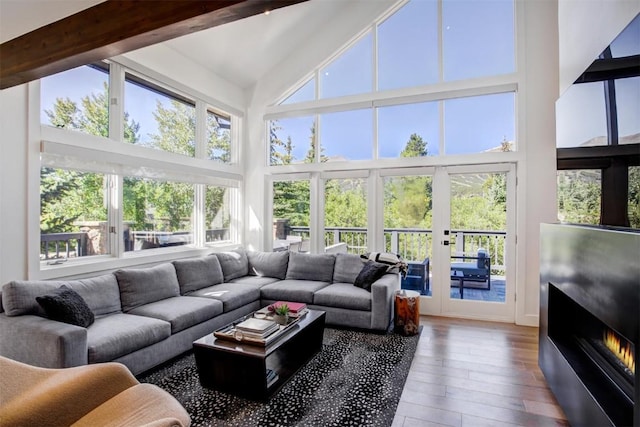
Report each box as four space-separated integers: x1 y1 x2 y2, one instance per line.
269 116 315 165
272 179 311 252
320 109 372 161
383 175 433 263
444 93 516 154
125 73 196 156
378 102 439 158
557 170 602 225
40 167 109 260
442 0 515 81
324 178 367 254
123 178 194 251
206 185 232 243
269 0 517 163
556 13 639 228
37 61 241 270
41 64 110 138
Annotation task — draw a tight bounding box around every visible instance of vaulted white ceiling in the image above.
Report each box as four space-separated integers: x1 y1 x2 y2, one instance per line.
0 0 390 91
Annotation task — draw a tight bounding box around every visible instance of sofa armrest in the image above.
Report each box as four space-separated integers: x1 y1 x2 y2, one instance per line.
370 273 401 331
0 313 88 368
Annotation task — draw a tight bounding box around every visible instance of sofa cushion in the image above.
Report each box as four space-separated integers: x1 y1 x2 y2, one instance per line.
2 274 121 317
228 276 280 288
214 248 249 282
189 283 260 312
333 253 366 284
354 261 389 291
36 285 95 328
247 251 289 279
260 279 330 304
286 252 335 283
127 296 222 334
313 283 372 311
115 263 180 312
87 313 171 364
173 255 224 294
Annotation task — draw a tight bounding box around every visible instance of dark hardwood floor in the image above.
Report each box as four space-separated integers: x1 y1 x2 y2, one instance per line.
393 316 568 427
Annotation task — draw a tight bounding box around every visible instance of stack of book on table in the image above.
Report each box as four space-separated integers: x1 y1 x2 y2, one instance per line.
269 301 308 318
235 317 279 340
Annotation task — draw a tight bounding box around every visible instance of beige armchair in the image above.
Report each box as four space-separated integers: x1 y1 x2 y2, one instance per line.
0 355 190 427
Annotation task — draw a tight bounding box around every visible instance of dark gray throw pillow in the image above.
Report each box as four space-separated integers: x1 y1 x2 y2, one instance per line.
354 261 388 292
36 285 95 327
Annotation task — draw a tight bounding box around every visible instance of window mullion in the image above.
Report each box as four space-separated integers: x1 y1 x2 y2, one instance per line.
195 101 207 159
109 63 125 257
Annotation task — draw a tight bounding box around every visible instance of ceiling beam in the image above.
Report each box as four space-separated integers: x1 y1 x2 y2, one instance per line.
0 0 307 90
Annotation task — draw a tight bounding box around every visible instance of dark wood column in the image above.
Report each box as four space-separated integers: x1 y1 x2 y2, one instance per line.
601 158 630 227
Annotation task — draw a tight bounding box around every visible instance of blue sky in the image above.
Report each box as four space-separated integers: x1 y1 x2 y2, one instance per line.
41 66 173 145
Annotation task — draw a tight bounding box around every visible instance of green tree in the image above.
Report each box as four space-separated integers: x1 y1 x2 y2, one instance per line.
208 113 231 163
40 168 81 233
400 133 428 158
42 83 140 233
629 166 640 228
557 170 601 225
148 100 195 156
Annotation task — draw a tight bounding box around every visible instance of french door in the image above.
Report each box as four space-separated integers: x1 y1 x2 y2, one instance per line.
383 164 516 322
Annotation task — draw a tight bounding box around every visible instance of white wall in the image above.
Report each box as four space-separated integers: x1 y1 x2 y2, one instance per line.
0 85 30 285
558 0 640 95
516 0 559 326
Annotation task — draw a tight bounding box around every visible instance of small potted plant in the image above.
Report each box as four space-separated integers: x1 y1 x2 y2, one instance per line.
272 303 290 325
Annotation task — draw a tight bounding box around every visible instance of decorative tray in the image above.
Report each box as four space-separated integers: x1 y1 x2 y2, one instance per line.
213 310 305 347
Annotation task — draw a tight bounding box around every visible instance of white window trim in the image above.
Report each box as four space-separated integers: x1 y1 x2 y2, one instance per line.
30 59 243 279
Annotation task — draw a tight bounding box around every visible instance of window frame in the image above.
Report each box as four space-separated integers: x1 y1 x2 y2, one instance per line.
30 60 243 280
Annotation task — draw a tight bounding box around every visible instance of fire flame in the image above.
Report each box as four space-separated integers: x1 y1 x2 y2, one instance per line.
604 329 635 375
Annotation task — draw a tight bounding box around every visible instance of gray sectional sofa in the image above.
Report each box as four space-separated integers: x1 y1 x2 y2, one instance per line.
0 249 399 375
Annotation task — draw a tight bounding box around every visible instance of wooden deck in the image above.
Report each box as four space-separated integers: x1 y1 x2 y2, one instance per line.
393 316 568 427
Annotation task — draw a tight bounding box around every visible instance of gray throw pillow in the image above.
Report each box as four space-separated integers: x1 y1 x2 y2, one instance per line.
213 248 249 282
248 251 289 279
173 255 224 294
36 285 95 327
115 263 180 312
333 253 366 284
286 252 336 282
354 261 388 292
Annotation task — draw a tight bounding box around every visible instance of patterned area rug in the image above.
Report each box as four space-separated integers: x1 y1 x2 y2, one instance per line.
138 327 420 427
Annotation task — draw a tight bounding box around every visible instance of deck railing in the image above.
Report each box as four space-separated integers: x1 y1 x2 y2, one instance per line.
41 226 506 272
289 226 506 272
40 227 229 259
40 232 88 260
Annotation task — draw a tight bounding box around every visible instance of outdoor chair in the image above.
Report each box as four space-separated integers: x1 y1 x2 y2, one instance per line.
401 257 430 295
450 248 491 290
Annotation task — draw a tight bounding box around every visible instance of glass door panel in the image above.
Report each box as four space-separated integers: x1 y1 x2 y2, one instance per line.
448 172 507 303
437 165 514 322
383 174 434 296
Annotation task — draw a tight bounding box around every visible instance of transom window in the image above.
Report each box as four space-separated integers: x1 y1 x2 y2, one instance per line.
268 0 517 164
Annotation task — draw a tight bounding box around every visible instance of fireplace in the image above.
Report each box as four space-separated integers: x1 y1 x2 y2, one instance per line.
540 223 639 427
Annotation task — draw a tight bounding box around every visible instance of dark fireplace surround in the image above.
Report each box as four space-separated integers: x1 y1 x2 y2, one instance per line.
539 223 639 426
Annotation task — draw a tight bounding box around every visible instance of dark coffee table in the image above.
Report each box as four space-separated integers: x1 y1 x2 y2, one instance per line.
193 309 326 401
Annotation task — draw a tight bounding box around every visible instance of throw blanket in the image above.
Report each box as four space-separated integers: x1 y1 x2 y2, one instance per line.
361 252 408 278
